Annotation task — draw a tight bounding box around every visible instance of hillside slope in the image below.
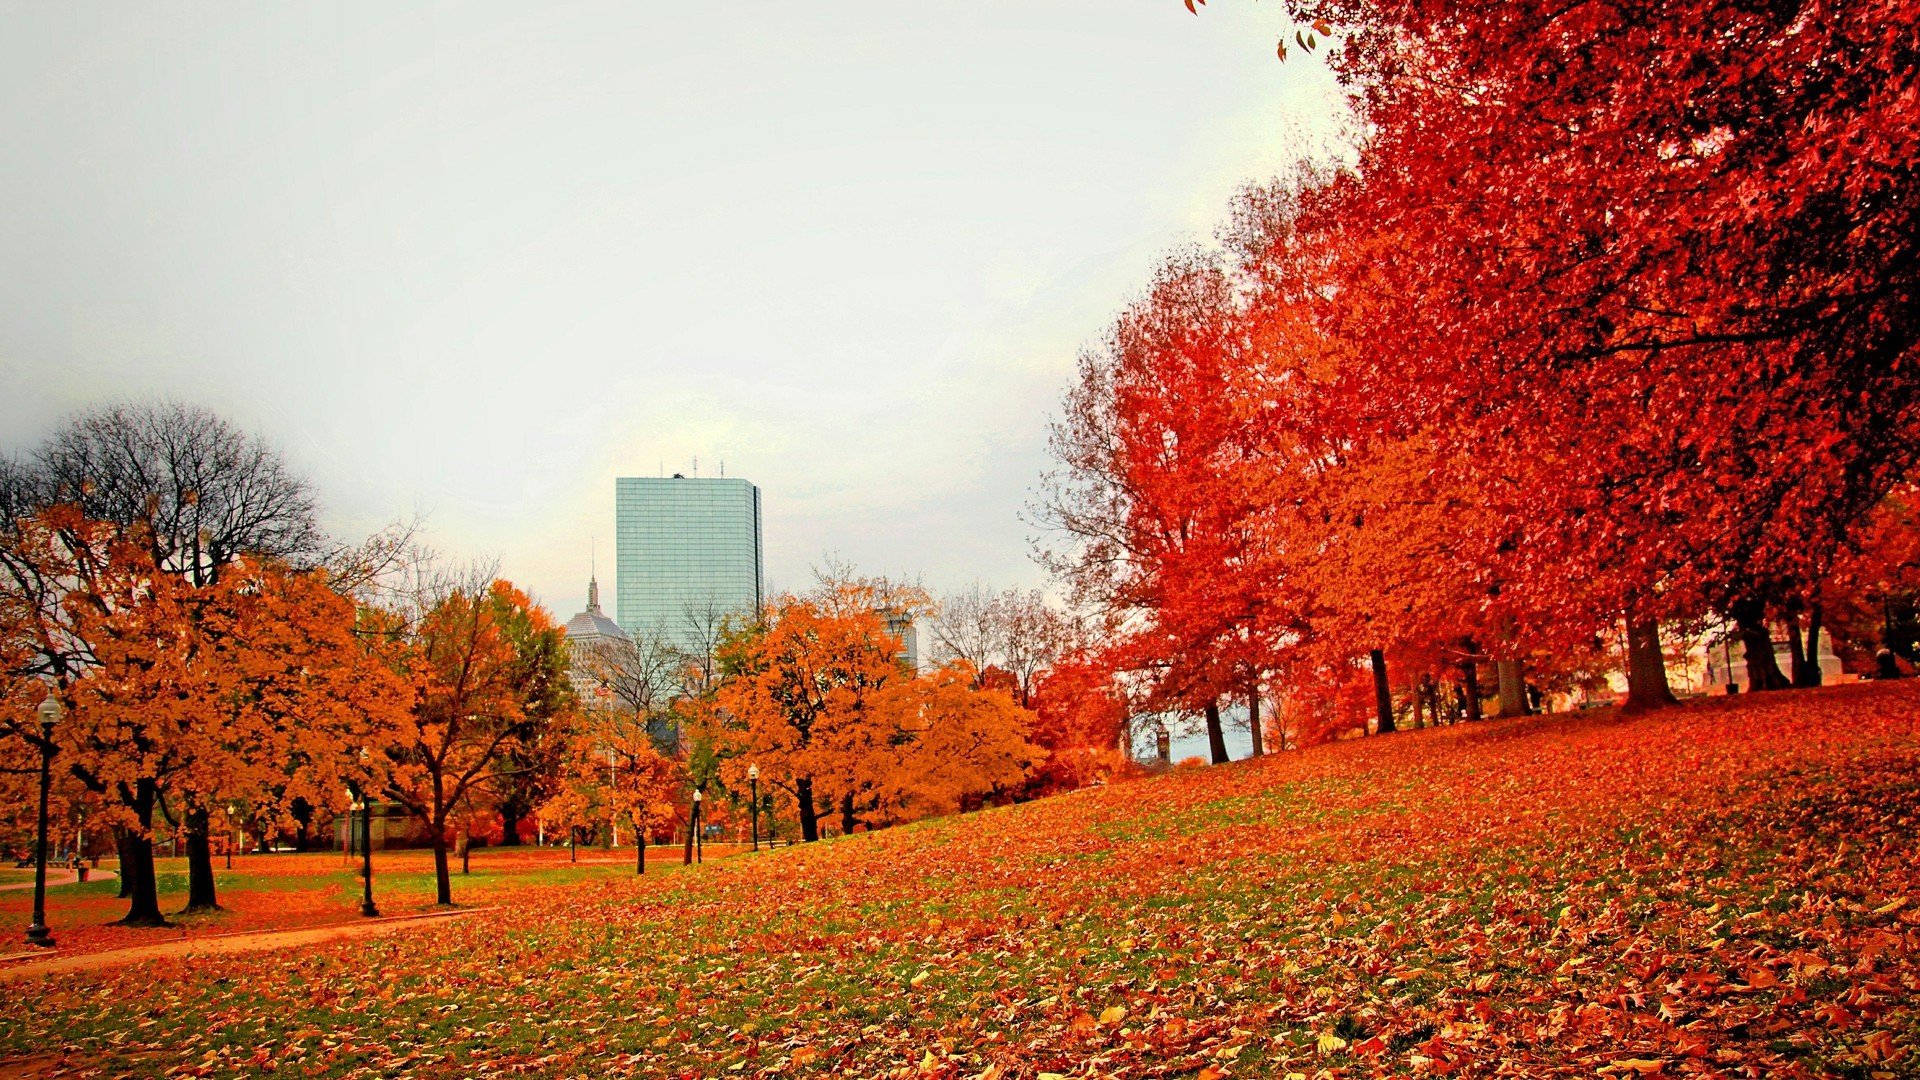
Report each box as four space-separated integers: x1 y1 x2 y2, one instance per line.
5 683 1918 1078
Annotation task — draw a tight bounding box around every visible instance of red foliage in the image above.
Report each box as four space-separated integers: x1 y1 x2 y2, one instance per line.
1024 655 1130 793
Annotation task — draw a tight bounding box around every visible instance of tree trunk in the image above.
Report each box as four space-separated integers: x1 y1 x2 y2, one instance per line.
1732 598 1789 692
431 825 453 905
1621 617 1678 712
182 805 219 913
1246 682 1265 756
1792 607 1825 688
115 829 135 899
796 776 820 842
459 830 471 875
291 798 312 853
117 780 167 926
498 801 523 846
1496 658 1530 718
839 791 857 836
1204 701 1229 764
1370 649 1395 734
1461 640 1484 723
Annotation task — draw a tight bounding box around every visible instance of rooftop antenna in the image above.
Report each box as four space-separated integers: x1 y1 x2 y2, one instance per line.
719 459 725 478
693 455 699 477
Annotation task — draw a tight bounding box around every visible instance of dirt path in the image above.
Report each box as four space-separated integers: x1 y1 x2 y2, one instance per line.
0 906 490 982
0 869 115 893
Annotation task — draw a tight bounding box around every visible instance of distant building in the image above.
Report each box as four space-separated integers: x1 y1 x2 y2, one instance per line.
614 475 763 653
561 574 635 707
1701 628 1846 692
881 608 919 673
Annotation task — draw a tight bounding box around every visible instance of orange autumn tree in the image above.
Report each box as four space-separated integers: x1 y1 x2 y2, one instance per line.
713 596 1040 840
135 553 406 913
0 506 401 924
712 598 903 842
376 573 574 905
1255 0 1920 701
544 701 682 872
859 663 1040 826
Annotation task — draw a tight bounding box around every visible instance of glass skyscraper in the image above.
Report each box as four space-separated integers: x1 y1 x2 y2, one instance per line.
614 476 763 649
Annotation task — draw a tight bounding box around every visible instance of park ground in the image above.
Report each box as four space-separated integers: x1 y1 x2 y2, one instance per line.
0 844 749 963
1 684 1916 1079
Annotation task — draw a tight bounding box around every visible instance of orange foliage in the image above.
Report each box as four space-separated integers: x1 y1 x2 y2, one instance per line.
376 578 575 903
714 597 1039 839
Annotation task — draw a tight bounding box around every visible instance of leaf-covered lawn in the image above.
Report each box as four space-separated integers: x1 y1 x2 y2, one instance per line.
0 847 715 959
4 684 1917 1078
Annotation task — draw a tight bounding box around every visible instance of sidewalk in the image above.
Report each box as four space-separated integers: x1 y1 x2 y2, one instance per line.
0 906 490 982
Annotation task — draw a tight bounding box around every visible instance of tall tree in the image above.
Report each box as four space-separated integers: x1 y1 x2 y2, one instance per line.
1296 0 1920 686
377 572 574 905
711 599 905 842
1 402 333 919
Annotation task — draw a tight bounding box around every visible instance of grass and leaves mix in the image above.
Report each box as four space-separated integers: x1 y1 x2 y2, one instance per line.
3 684 1916 1078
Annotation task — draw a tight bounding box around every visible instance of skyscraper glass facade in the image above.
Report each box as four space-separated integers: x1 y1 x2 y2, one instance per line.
614 476 763 649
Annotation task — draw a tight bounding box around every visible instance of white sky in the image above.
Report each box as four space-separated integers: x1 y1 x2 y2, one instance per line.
0 1 1348 620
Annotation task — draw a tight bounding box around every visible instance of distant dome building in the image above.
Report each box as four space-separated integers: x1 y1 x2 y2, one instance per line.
562 575 637 707
563 575 629 647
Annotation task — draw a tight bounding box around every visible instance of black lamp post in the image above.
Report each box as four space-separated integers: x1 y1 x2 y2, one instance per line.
225 803 238 870
25 692 61 948
693 788 704 864
683 786 698 867
747 765 760 852
347 784 379 917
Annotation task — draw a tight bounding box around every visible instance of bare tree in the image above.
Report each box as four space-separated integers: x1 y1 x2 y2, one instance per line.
928 582 998 672
807 555 932 619
996 590 1076 707
323 512 430 603
32 401 323 585
678 593 748 696
929 583 1077 706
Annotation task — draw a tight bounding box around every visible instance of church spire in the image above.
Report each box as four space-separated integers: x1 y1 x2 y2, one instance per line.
588 540 600 612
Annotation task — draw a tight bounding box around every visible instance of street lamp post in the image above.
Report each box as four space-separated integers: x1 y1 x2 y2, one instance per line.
747 765 760 852
25 692 62 948
346 785 379 917
679 780 702 857
683 786 698 866
225 803 238 870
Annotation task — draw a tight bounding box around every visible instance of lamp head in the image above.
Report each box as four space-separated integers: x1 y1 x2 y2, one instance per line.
747 764 759 781
36 692 63 728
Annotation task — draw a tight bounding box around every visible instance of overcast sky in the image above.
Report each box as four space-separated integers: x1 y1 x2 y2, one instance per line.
0 1 1347 620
